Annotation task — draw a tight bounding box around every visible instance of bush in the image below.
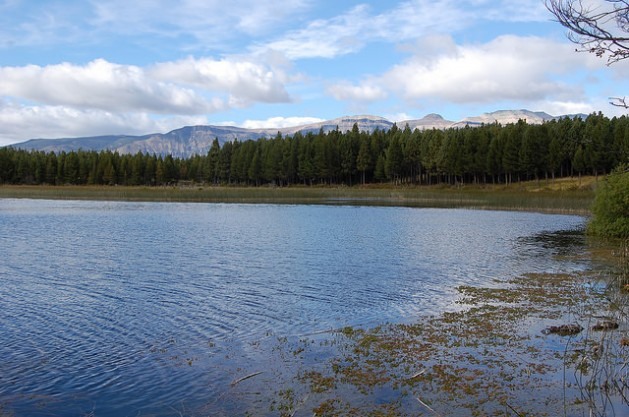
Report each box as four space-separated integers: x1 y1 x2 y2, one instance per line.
588 164 629 238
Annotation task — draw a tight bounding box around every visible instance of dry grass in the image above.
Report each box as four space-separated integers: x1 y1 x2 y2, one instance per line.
0 178 596 214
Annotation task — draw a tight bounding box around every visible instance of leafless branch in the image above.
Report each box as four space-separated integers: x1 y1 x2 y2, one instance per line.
546 0 629 64
609 96 629 108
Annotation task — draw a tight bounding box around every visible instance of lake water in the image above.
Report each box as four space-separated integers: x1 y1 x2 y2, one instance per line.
0 199 589 416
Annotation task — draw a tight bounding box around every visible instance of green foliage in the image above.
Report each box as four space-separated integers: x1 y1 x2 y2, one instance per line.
588 164 629 238
1 113 627 187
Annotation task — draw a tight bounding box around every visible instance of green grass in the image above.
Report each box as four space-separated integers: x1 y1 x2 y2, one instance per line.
0 180 595 214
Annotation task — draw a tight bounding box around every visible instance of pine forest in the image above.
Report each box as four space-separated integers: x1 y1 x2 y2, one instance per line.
1 113 627 187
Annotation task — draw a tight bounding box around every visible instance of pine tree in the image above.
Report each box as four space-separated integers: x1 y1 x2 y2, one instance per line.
356 136 371 185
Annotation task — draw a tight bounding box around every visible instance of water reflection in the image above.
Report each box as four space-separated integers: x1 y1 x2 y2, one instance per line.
519 227 587 255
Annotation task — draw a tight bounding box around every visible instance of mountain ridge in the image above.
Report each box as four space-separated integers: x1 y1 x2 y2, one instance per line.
9 109 585 158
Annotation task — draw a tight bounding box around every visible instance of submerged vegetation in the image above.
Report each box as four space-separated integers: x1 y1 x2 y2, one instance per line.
211 240 628 417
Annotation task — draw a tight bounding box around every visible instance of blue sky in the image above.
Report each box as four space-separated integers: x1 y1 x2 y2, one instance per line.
1 0 628 146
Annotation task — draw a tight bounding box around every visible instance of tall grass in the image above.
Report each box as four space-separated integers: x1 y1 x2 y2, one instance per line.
0 183 594 214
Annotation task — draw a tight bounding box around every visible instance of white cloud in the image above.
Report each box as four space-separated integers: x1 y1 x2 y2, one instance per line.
476 0 549 22
256 4 372 59
327 82 387 102
256 2 470 59
383 35 593 104
150 57 291 107
1 0 551 55
89 0 311 48
255 0 550 60
0 1 312 50
541 100 596 116
0 56 295 116
376 0 468 39
322 34 612 114
0 59 223 114
542 97 629 118
386 112 418 123
241 116 324 130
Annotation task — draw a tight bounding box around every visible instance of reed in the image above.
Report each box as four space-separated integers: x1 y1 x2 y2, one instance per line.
568 238 629 416
0 183 594 214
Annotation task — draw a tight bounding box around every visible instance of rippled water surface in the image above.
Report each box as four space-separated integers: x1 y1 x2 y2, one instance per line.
0 199 588 416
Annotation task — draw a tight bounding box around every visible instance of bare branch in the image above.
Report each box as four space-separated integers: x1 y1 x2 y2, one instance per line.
609 96 629 108
546 0 629 64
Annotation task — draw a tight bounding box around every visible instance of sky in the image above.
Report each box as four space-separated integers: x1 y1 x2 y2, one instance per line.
1 0 629 146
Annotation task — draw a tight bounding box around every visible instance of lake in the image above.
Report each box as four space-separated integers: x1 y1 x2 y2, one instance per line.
0 199 590 416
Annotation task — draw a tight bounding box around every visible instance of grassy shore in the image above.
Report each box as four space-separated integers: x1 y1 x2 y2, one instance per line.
0 176 597 214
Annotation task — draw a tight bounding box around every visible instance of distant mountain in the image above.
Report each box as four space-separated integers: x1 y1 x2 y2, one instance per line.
15 126 281 159
8 109 585 158
281 115 395 136
452 109 556 127
403 113 456 130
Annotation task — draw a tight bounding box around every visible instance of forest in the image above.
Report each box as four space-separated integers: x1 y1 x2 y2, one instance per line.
0 112 627 187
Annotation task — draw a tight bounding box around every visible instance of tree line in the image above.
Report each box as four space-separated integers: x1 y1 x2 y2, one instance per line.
1 112 627 187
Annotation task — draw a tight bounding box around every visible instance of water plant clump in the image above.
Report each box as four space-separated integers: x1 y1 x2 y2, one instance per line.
194 256 627 416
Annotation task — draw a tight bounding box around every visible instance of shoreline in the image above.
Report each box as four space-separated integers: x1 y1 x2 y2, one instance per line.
0 182 595 215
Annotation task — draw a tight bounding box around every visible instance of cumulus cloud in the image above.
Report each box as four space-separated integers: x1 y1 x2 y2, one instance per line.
383 35 593 104
322 35 607 113
241 116 325 130
0 59 223 114
150 57 291 107
0 56 294 115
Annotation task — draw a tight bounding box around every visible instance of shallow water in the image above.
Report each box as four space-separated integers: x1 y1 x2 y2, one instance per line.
0 199 589 416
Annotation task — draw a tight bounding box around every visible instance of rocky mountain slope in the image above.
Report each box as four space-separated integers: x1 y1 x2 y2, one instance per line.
9 109 582 158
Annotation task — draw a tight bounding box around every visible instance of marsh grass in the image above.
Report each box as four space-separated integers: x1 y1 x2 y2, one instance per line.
0 179 594 214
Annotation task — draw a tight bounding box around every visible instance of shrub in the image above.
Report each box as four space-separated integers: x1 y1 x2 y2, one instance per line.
588 164 629 238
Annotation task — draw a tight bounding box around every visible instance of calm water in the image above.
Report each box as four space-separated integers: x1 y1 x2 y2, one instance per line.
0 199 588 416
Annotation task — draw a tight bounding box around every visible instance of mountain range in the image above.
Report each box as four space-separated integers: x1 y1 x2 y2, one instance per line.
8 109 583 158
